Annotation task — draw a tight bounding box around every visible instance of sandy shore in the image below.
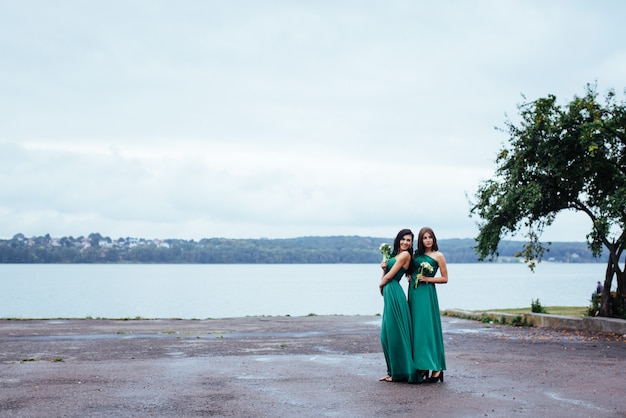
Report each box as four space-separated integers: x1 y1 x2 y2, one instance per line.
1 315 625 417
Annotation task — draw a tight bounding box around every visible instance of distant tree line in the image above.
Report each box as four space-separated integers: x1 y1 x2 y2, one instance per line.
0 233 608 264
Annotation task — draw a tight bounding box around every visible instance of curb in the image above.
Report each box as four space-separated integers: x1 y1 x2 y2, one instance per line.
443 309 626 335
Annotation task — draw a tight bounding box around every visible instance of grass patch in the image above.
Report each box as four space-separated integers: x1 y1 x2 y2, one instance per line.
485 306 588 317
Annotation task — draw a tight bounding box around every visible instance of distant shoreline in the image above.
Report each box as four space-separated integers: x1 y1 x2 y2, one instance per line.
0 234 607 264
0 305 588 321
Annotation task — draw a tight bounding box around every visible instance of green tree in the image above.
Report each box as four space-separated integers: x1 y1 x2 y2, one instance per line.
88 232 104 248
469 84 626 318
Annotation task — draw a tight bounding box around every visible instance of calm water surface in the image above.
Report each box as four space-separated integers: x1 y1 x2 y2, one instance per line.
0 263 607 319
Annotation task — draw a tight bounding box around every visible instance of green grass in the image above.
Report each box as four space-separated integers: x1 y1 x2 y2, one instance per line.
484 306 588 317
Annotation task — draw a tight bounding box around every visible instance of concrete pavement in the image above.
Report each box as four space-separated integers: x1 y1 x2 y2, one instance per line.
0 315 625 417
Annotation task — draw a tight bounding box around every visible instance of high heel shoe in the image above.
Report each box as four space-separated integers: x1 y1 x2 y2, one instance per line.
428 371 444 383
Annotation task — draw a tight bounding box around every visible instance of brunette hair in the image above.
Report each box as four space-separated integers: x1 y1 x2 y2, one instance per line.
416 227 438 255
392 228 415 275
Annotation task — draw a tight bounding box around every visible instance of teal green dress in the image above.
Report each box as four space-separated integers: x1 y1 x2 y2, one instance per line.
408 253 446 372
380 256 418 382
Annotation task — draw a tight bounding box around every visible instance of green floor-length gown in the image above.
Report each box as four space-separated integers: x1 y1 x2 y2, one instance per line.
408 254 446 372
380 257 418 382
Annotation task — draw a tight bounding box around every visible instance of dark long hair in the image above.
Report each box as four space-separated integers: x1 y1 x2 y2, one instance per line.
392 228 415 275
416 226 438 255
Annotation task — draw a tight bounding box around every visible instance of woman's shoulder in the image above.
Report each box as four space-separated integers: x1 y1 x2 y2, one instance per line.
433 251 446 262
425 250 445 261
396 250 411 260
396 250 412 269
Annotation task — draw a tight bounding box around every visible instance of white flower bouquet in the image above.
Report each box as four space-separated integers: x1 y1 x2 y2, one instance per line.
415 261 434 288
379 243 392 261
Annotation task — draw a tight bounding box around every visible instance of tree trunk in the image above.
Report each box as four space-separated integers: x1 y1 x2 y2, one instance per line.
599 245 626 318
599 267 613 317
615 268 626 319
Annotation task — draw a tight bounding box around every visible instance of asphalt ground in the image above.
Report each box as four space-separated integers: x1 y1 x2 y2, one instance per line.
0 315 625 417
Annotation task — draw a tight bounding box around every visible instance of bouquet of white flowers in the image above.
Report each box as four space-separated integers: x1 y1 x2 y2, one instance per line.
415 261 434 288
379 243 392 261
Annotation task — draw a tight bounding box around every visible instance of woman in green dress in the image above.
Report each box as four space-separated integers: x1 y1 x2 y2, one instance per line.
378 228 418 383
408 226 448 383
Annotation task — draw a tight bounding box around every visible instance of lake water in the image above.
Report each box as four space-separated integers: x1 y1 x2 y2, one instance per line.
0 263 609 319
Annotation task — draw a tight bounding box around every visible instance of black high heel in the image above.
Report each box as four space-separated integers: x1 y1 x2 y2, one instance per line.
428 371 444 383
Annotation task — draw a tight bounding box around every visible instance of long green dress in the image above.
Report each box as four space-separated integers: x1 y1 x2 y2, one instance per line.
408 253 446 372
380 256 418 382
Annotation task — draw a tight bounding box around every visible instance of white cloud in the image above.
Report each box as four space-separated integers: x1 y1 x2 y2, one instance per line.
0 0 625 241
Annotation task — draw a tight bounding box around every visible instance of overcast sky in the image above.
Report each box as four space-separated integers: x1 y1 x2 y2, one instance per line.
1 0 624 241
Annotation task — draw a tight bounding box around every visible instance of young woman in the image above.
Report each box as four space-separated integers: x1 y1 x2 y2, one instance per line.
378 228 418 383
408 227 448 383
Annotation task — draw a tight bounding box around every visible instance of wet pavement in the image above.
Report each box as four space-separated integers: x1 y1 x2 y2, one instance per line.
0 315 625 417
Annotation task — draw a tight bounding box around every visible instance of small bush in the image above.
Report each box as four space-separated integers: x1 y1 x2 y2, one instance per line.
588 294 601 316
510 315 529 326
531 299 547 314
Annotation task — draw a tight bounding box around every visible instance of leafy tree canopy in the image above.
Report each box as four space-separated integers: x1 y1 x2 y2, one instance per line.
470 83 626 317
